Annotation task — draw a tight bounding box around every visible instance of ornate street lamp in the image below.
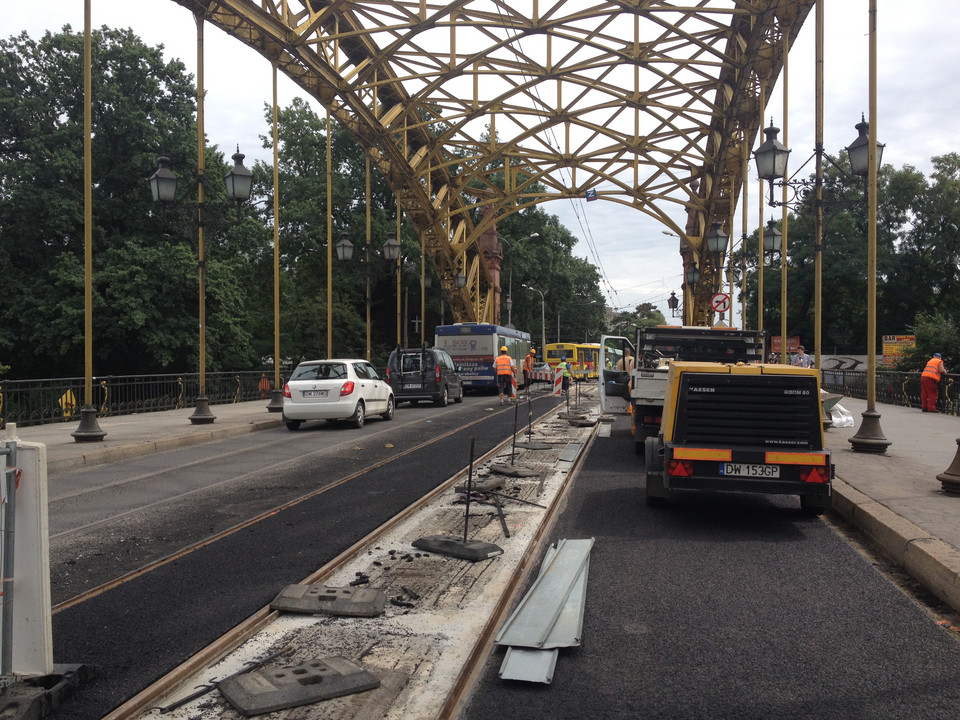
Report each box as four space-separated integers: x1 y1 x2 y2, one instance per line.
337 230 403 357
704 221 728 256
763 219 781 255
149 145 251 425
224 146 253 220
149 156 178 203
846 113 885 179
667 291 679 318
754 122 791 206
335 230 354 261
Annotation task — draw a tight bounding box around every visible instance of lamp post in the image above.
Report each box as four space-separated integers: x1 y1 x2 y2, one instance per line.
72 0 106 442
755 114 884 368
848 1 890 453
336 230 400 357
667 291 679 318
684 265 700 326
149 145 252 425
521 284 545 357
759 219 781 347
704 222 729 324
500 232 539 327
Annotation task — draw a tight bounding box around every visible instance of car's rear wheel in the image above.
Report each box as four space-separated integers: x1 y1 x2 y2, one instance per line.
435 387 449 407
382 396 395 420
285 419 302 431
351 401 365 429
454 385 464 403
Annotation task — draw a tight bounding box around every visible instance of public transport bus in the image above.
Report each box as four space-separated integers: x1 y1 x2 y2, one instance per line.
543 342 599 379
435 323 532 391
578 343 601 379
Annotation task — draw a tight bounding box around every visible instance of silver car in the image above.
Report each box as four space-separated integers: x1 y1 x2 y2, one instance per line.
282 359 395 430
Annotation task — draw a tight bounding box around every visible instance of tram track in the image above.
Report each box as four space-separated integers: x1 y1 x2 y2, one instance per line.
95 393 601 720
52 402 555 614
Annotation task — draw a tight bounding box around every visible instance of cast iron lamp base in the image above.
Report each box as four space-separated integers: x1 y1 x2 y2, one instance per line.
937 438 960 495
189 396 216 425
71 406 107 442
848 409 891 454
266 389 284 413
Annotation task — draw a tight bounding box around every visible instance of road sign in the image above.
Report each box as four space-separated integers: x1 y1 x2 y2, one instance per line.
710 293 731 313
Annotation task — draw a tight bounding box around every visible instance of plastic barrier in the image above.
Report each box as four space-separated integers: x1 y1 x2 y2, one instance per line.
554 368 563 396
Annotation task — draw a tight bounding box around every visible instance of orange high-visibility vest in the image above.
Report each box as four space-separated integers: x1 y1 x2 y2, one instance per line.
494 354 513 375
922 357 945 381
523 355 535 373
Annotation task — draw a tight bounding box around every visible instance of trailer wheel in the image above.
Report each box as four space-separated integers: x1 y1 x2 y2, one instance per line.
644 435 666 506
800 495 830 516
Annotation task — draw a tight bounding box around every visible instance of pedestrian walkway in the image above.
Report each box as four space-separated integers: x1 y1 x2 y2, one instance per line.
823 396 960 614
4 395 960 614
3 400 283 477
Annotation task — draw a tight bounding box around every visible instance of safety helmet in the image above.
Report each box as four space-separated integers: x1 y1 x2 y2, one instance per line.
935 352 942 358
529 348 535 354
500 345 508 352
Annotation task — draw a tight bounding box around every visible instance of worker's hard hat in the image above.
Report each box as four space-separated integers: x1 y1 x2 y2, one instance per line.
529 348 535 354
500 346 508 352
935 352 942 358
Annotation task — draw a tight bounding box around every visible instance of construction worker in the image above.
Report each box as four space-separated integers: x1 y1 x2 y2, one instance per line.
921 352 948 412
494 345 515 404
557 354 571 395
522 348 536 390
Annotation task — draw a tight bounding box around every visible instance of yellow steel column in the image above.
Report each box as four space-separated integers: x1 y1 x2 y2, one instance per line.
780 31 789 364
326 105 333 357
73 0 105 440
365 155 372 361
814 0 824 369
267 63 283 411
190 11 214 424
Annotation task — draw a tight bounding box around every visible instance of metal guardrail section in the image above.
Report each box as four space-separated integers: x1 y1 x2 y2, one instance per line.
821 369 957 416
0 371 283 429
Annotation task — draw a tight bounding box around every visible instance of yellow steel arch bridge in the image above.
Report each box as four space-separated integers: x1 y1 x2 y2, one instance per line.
172 0 814 325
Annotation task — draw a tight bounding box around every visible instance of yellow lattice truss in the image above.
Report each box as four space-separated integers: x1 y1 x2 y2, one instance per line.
172 0 814 324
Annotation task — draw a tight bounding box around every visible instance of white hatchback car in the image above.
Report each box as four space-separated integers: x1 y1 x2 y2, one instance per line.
282 359 395 430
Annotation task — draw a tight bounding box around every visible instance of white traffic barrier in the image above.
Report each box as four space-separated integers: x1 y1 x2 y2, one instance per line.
553 367 563 396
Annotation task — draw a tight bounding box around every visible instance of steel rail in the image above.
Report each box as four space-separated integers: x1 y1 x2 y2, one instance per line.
52 400 547 614
98 399 570 720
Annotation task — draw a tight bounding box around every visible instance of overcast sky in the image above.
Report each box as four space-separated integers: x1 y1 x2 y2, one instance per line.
6 1 960 327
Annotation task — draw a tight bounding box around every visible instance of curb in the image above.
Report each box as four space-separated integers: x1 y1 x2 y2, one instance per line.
47 418 284 477
832 477 960 614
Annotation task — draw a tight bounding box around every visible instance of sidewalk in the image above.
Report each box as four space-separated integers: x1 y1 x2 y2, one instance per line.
3 400 283 477
4 395 960 614
824 396 960 613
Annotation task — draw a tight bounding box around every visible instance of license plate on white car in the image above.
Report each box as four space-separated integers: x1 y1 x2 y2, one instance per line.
720 463 780 478
302 389 328 399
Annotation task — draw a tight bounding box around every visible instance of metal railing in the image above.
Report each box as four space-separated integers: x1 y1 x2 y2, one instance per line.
1 367 954 429
821 369 958 416
0 371 283 429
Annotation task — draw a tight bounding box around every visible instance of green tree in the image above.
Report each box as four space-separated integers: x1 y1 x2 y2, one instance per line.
0 26 265 378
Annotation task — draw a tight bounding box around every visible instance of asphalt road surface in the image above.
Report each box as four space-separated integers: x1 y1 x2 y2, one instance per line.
44 396 960 719
47 395 543 720
462 418 960 720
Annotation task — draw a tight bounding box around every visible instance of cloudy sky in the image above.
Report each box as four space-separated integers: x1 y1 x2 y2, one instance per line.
7 1 960 326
